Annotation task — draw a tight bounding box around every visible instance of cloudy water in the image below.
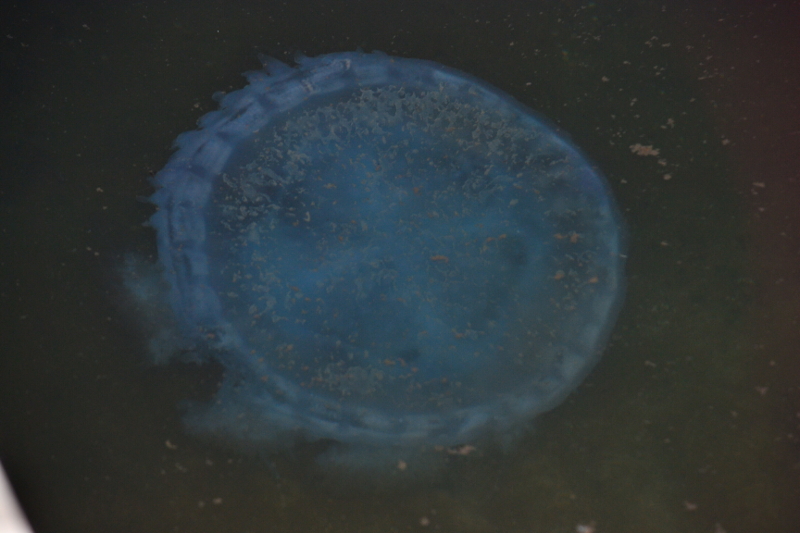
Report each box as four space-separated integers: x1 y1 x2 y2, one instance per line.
1 1 797 532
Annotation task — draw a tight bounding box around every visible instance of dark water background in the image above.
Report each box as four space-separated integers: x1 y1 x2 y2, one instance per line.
1 1 798 532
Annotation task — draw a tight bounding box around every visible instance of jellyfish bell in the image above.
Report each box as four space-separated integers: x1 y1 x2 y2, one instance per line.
132 51 626 475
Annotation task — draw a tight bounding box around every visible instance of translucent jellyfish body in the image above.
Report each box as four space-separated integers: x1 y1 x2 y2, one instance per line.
148 51 625 469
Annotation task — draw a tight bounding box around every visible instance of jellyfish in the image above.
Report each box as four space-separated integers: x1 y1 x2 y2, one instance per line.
132 51 625 473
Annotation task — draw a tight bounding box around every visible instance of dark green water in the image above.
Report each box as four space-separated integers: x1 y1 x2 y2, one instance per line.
1 1 797 532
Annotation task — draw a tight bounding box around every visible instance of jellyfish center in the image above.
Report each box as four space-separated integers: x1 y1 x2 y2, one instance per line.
206 85 589 411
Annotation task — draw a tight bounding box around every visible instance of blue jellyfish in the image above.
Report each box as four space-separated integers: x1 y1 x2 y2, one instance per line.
143 51 625 471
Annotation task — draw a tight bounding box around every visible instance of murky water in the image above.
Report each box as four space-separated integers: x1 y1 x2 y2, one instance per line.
1 1 797 532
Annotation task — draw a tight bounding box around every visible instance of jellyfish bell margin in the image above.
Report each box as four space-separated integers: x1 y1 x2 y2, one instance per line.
124 51 626 476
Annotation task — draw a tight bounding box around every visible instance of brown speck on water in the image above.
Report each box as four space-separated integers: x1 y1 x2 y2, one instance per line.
630 143 661 156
